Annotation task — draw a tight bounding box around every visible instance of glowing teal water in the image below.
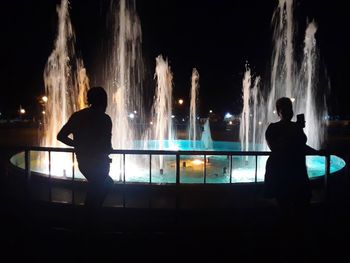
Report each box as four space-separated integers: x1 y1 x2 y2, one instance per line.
10 140 345 184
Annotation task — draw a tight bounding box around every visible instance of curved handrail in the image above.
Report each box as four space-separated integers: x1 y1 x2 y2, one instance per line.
11 145 335 186
9 145 337 156
6 145 345 206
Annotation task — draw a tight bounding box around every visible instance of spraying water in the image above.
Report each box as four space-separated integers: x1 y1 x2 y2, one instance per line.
240 0 326 152
188 68 200 148
201 118 213 149
98 0 144 180
240 66 251 154
41 0 89 176
240 66 261 154
103 0 143 150
296 20 325 148
251 77 261 150
41 0 175 178
146 55 174 169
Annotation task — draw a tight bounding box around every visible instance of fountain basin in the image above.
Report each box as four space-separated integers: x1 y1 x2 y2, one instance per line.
10 140 346 184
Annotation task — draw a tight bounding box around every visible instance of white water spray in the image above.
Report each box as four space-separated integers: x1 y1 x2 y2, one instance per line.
146 55 174 169
201 118 213 150
41 0 89 176
240 0 326 152
188 68 200 148
103 0 143 150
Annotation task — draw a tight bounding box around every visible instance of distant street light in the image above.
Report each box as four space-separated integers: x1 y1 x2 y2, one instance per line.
178 99 184 105
20 108 25 114
42 96 48 103
19 106 25 120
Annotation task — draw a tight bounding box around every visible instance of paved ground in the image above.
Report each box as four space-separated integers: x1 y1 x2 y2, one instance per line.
1 183 350 263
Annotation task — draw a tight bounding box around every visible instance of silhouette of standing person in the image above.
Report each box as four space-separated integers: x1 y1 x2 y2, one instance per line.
264 97 319 260
57 86 114 213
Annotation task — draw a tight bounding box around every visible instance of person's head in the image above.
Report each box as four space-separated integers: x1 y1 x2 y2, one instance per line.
87 86 107 111
276 97 293 121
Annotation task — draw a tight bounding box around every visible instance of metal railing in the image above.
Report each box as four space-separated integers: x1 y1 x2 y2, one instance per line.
15 146 336 207
20 146 333 183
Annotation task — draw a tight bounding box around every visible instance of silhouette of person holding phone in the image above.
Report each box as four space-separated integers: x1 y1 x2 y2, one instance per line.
264 97 320 259
57 86 114 212
264 97 320 215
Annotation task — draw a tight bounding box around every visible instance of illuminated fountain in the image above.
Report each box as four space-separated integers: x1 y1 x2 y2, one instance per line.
188 68 200 148
201 119 213 150
141 55 175 171
103 0 143 150
10 0 345 184
39 0 89 177
101 0 144 179
239 0 333 175
240 66 261 154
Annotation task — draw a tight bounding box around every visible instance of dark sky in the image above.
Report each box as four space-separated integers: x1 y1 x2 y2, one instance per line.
1 0 349 118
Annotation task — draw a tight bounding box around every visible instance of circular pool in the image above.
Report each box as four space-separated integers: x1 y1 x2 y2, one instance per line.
10 140 346 184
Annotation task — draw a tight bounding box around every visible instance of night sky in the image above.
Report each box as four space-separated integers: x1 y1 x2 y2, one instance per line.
1 0 349 119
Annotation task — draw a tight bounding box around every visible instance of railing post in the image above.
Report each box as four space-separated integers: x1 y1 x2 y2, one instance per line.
71 152 75 205
203 154 207 184
149 154 152 184
325 154 331 202
176 153 180 185
229 155 233 184
48 151 51 178
123 154 126 208
254 155 258 183
48 151 52 202
149 154 152 209
253 155 258 208
72 152 75 180
24 149 31 181
176 153 180 210
345 154 350 181
123 154 126 183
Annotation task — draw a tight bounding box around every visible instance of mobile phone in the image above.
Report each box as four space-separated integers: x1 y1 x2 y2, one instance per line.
297 113 305 128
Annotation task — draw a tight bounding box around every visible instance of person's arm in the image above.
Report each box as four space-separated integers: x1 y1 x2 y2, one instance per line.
57 116 75 147
305 144 318 154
